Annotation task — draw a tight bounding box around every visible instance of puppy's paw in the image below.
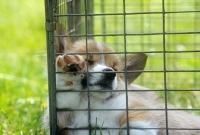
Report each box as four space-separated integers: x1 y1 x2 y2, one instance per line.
56 54 86 90
56 54 86 72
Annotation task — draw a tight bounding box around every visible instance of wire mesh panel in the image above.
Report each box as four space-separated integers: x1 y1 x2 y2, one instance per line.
44 0 200 135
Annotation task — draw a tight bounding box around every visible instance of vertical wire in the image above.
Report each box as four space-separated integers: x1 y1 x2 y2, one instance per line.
64 0 67 28
123 0 129 134
101 0 106 42
171 0 177 90
87 0 94 38
140 0 145 86
84 0 92 134
148 0 153 89
140 0 144 49
193 0 198 90
166 0 170 91
75 0 81 36
162 0 169 134
67 0 73 34
114 0 119 51
166 0 171 99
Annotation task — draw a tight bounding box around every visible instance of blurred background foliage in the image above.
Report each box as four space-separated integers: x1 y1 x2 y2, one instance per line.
0 1 47 134
0 0 199 134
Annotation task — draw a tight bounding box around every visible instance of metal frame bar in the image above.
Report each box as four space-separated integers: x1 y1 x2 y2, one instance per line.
44 0 57 134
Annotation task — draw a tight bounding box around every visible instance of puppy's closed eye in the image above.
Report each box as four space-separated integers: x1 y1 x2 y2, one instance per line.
85 59 94 66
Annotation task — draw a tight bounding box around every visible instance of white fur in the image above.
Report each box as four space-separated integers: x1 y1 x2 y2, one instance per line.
43 54 158 135
56 92 128 135
88 64 108 85
87 64 118 99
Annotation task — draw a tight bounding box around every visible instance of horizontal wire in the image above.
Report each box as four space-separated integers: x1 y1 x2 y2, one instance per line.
56 89 200 93
55 50 200 55
57 108 200 111
58 127 200 131
55 69 200 74
54 31 200 37
54 10 200 17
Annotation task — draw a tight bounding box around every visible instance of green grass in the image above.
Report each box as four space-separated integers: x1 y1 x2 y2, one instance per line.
0 1 47 134
0 0 200 135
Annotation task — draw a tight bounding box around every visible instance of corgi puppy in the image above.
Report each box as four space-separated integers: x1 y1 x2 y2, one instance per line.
43 22 200 135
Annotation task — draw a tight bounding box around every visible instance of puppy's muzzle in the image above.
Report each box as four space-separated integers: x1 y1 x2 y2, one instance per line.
103 68 116 80
81 68 116 90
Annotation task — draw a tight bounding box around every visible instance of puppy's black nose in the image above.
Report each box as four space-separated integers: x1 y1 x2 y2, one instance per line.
103 68 116 79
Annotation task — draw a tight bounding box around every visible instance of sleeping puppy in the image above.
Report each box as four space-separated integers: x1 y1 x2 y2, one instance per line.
43 22 200 135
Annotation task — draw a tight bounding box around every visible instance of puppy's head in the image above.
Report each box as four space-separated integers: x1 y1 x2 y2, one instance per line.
55 22 147 100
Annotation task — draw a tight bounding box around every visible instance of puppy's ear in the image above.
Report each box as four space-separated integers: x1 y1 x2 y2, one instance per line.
55 22 73 53
120 53 147 84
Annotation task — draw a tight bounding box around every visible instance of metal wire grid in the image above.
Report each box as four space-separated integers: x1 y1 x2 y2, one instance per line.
44 0 200 134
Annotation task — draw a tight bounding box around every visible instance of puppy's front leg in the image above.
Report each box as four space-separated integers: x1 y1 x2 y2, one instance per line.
43 54 86 129
56 54 87 109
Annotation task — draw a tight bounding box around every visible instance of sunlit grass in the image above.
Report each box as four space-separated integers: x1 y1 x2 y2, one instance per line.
0 1 47 134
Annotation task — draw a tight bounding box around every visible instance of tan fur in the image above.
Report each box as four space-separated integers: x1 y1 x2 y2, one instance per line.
57 57 64 67
120 54 147 84
120 96 153 127
65 81 73 86
120 88 200 135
